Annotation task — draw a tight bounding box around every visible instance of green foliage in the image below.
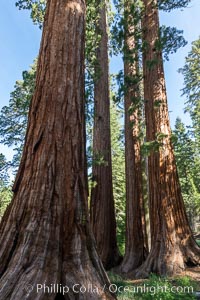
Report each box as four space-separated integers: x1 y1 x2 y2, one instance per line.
159 26 187 61
141 140 161 156
15 0 46 28
85 0 102 144
179 37 200 148
141 132 168 157
92 151 109 166
153 99 163 108
143 26 187 65
178 37 200 231
172 118 200 229
112 0 188 59
146 58 159 69
111 0 143 56
110 101 126 254
111 0 188 117
108 272 134 299
158 0 191 12
109 273 195 300
0 154 12 219
136 275 195 300
0 61 37 173
0 153 10 184
0 186 12 219
85 0 102 72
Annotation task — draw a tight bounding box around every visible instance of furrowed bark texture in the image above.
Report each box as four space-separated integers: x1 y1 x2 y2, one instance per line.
134 0 200 278
90 1 121 270
0 1 115 299
119 1 147 274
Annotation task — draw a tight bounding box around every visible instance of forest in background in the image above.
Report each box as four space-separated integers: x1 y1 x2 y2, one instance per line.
0 0 200 299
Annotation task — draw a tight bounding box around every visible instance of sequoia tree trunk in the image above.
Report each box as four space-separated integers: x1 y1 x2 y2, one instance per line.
134 0 200 278
90 1 122 270
0 1 115 299
118 0 147 274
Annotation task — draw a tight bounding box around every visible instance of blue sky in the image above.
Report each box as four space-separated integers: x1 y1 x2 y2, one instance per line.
160 0 200 126
0 0 200 160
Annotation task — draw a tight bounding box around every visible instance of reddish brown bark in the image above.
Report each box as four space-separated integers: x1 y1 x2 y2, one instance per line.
134 0 200 278
118 1 147 274
90 1 122 270
0 1 115 299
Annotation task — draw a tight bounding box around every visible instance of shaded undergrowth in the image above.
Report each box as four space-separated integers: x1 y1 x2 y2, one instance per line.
109 272 198 300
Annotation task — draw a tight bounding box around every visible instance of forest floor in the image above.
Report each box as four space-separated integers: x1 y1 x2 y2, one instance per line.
109 266 200 299
182 267 200 289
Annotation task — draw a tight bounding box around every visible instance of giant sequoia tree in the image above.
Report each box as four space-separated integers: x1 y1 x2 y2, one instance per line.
134 0 200 278
90 0 121 269
0 1 115 299
119 0 147 274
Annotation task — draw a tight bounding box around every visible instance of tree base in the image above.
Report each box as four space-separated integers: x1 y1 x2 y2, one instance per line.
127 238 200 279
